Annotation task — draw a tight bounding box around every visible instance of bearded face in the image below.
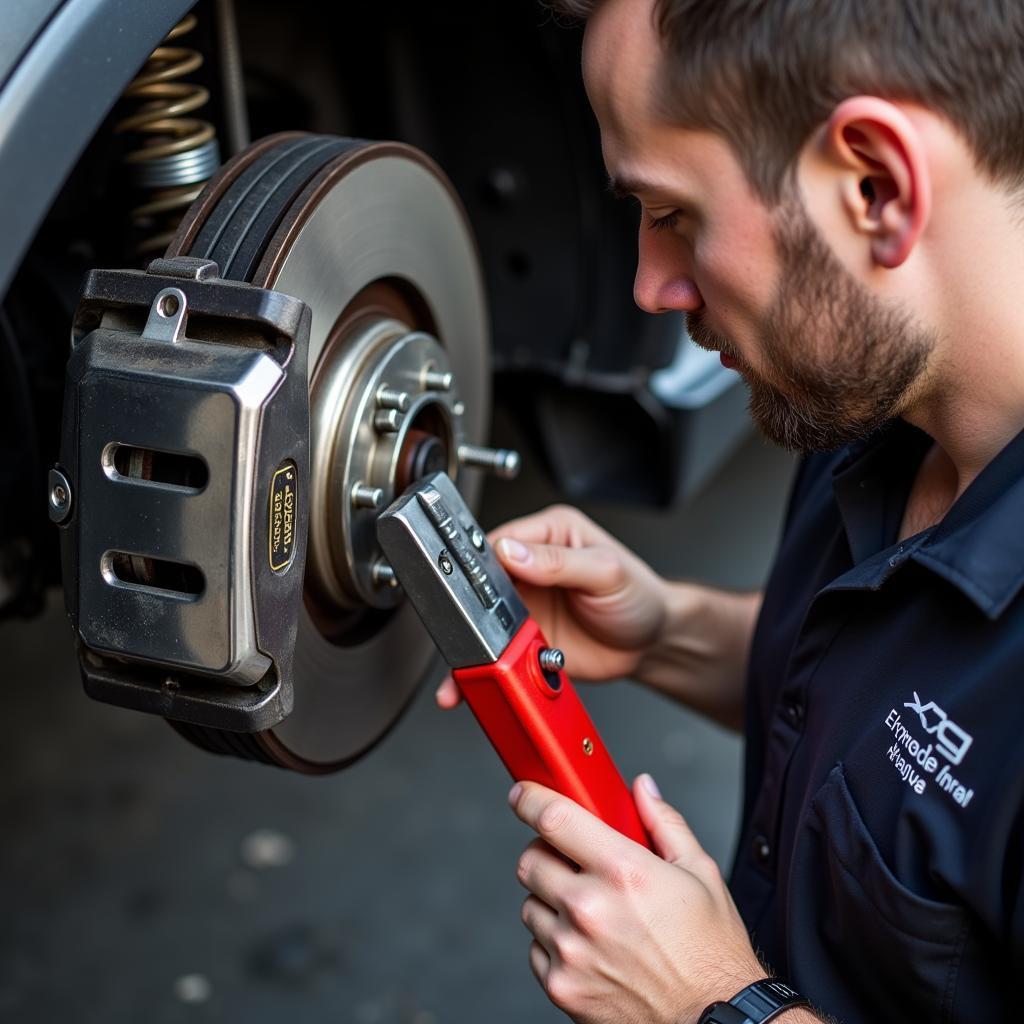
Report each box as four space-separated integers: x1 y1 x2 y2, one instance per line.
687 196 936 452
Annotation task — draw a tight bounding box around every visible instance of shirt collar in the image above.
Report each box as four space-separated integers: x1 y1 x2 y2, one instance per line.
830 419 1024 619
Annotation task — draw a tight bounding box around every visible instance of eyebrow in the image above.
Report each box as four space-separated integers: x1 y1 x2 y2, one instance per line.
607 174 691 205
607 174 700 221
607 174 653 199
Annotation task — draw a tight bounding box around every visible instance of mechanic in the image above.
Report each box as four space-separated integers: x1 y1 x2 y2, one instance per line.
436 0 1024 1021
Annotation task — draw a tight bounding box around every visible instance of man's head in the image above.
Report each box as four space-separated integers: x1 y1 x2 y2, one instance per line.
559 0 1024 451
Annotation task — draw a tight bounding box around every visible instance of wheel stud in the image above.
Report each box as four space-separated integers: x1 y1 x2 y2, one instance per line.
374 409 402 433
376 386 411 412
351 482 384 510
372 560 399 588
422 369 453 391
457 444 521 479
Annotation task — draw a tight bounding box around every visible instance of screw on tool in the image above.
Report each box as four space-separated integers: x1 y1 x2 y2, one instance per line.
538 647 565 673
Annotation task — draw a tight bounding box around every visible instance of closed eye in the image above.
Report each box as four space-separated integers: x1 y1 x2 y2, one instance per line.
647 210 680 232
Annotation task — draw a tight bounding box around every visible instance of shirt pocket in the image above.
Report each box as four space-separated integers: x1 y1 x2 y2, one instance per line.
787 763 969 1024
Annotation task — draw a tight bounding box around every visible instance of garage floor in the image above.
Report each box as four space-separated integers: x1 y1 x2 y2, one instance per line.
1 430 794 1024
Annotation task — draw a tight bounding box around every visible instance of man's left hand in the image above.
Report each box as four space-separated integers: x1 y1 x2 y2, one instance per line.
510 774 765 1024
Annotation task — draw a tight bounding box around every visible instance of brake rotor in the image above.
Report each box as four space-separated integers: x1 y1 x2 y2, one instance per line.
163 133 489 771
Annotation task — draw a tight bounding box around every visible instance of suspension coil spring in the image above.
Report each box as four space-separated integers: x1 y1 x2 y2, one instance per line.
117 14 221 257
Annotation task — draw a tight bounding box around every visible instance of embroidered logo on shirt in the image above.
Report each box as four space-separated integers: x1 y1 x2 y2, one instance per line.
902 691 973 766
881 695 975 808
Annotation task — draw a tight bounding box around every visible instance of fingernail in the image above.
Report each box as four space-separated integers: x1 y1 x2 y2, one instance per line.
498 538 531 563
641 773 661 799
508 783 523 806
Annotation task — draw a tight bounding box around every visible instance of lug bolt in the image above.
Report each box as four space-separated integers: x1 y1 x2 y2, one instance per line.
372 560 399 588
376 386 411 412
422 369 453 391
538 648 565 673
351 482 384 511
458 444 521 479
374 409 402 433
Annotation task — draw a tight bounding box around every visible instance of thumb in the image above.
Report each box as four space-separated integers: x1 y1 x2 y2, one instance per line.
434 674 462 710
495 537 621 595
633 774 706 865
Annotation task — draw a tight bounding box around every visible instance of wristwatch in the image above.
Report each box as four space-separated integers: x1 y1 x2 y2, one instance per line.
697 978 810 1024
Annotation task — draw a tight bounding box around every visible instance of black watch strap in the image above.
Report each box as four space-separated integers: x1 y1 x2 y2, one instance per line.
697 978 810 1024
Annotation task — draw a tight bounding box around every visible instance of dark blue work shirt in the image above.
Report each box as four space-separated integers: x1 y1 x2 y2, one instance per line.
731 419 1024 1023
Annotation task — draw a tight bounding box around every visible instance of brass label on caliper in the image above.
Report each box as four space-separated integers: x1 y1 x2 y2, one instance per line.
268 462 298 572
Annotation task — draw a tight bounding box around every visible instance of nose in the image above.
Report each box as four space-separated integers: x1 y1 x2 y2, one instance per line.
632 226 703 314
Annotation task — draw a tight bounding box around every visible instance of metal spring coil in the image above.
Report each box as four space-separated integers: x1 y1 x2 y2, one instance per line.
118 14 221 256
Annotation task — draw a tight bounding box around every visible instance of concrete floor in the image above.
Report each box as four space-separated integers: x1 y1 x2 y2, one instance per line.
0 430 794 1024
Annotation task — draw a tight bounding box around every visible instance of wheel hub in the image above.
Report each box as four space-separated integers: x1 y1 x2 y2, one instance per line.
307 312 463 615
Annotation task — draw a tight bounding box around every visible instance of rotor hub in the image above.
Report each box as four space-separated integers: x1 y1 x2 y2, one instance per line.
308 311 463 617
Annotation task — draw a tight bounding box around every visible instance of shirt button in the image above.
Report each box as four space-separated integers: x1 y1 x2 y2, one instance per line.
753 834 771 862
784 699 804 728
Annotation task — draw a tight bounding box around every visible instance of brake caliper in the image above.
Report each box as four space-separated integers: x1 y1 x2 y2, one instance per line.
54 256 309 732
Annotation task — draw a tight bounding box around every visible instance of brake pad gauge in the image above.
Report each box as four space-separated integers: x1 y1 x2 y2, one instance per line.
378 472 650 847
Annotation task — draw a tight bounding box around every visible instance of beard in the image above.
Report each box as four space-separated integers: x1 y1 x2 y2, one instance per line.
687 198 935 452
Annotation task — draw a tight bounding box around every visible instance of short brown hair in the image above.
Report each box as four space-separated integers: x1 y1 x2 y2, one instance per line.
549 0 1024 201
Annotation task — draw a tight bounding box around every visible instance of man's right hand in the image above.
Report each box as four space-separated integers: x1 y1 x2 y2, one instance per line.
435 504 760 733
436 505 670 708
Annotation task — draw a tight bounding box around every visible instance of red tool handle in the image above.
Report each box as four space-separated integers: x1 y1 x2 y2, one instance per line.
452 619 651 848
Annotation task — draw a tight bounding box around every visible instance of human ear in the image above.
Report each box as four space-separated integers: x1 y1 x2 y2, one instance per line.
824 97 931 269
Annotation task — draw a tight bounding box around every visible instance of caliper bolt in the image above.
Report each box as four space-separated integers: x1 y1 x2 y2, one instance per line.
351 482 384 511
48 467 73 524
538 648 565 673
371 560 399 589
422 369 453 391
374 409 402 433
458 444 521 479
376 386 411 412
